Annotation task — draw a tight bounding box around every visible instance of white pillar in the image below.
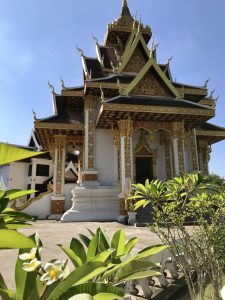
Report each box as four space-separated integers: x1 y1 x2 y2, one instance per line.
120 136 126 191
130 137 134 183
173 138 179 176
84 109 89 170
113 145 119 184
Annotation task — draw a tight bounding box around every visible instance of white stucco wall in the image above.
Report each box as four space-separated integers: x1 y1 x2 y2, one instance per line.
95 129 117 185
23 193 52 219
7 162 28 190
0 165 10 189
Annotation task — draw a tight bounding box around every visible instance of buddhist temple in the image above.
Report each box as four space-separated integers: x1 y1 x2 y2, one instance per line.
1 0 225 222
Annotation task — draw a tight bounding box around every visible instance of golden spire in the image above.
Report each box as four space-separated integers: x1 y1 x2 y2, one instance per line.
123 0 128 7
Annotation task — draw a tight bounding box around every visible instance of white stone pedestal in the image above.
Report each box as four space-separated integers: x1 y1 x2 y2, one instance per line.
61 185 120 222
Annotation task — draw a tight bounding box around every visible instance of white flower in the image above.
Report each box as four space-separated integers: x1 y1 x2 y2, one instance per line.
40 260 65 285
19 248 37 261
22 258 41 272
221 285 225 300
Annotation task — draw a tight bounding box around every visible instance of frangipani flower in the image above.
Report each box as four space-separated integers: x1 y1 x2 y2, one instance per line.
22 258 41 272
19 248 37 261
221 285 225 300
40 260 65 285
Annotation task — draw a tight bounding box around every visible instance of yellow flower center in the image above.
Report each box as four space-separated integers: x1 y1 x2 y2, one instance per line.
30 253 36 260
49 268 59 279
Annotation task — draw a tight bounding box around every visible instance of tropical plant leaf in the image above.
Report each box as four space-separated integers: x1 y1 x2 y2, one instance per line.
111 230 126 257
58 245 83 268
1 210 34 220
93 249 115 262
114 260 158 282
136 244 169 260
0 230 36 249
0 288 16 300
117 270 161 282
70 238 87 263
5 189 36 201
124 237 138 255
0 273 7 290
15 248 39 300
0 143 45 166
79 234 91 247
4 223 32 229
0 198 9 213
46 262 107 300
58 283 124 300
86 234 99 262
0 190 5 198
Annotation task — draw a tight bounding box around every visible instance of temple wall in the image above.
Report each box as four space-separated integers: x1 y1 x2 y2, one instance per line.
95 129 117 185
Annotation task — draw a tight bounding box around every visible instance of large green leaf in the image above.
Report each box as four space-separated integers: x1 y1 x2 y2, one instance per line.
136 244 169 260
70 238 87 263
93 249 115 262
58 245 83 268
86 234 99 262
114 260 158 282
0 143 45 166
4 223 32 229
0 190 5 198
0 288 16 300
79 234 91 247
117 270 161 282
1 210 34 221
0 273 7 289
0 230 36 249
58 283 124 300
124 237 138 255
15 256 39 300
46 262 107 300
111 230 126 257
0 198 9 213
5 189 36 201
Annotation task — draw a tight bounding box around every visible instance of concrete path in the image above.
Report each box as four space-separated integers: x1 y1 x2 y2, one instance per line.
0 221 162 289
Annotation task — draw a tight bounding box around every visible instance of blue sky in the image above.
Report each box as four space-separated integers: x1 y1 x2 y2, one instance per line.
0 0 225 176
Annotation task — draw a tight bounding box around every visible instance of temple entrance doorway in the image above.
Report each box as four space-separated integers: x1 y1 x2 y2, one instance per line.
135 156 153 184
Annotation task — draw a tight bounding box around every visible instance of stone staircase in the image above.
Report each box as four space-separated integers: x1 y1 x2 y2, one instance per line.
61 185 121 222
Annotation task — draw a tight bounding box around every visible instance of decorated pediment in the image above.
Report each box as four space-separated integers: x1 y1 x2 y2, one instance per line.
118 31 150 73
124 58 181 98
132 67 172 97
123 46 147 73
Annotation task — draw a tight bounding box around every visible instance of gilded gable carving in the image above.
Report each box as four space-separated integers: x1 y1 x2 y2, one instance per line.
132 71 171 97
123 47 146 73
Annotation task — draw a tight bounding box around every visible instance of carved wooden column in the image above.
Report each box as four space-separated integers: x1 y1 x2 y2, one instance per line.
51 134 67 215
112 127 120 185
118 118 133 193
198 140 210 175
82 96 98 184
172 122 186 176
190 129 199 171
165 137 173 179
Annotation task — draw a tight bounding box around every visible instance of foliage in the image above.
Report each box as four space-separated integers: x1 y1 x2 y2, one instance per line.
130 172 225 300
0 228 167 300
0 143 45 249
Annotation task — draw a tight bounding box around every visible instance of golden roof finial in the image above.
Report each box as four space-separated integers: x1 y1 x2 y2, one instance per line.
210 89 215 97
48 81 55 95
167 57 173 65
32 109 37 121
92 34 99 46
60 76 65 89
75 45 84 57
215 95 219 102
123 0 128 7
204 78 210 88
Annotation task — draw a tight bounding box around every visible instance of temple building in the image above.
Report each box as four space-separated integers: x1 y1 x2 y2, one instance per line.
1 0 225 221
